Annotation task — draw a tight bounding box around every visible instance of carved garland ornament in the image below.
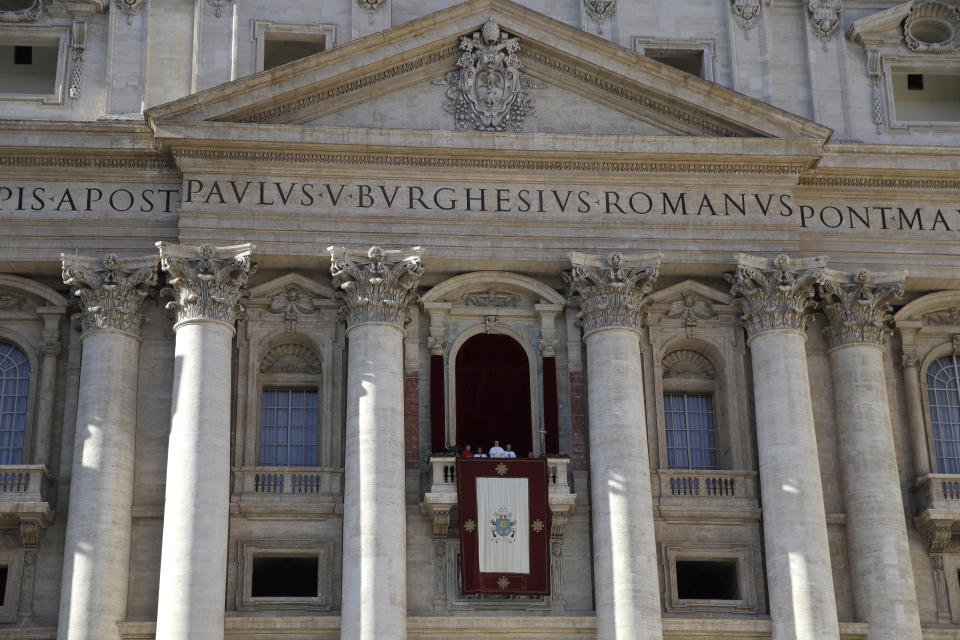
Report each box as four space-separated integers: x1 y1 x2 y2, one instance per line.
157 242 255 327
440 19 541 132
463 289 519 308
904 2 960 53
268 285 316 331
0 0 42 23
113 0 146 24
583 0 616 27
356 0 386 14
807 0 843 42
61 253 158 336
728 253 827 338
819 268 903 348
69 21 85 100
564 251 662 335
328 245 423 330
731 0 761 34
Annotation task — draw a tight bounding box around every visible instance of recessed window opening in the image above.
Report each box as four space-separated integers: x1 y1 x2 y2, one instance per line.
665 392 718 470
0 42 58 95
893 71 960 121
676 560 739 600
927 354 960 473
260 388 319 466
263 36 325 71
646 49 704 78
251 556 318 598
0 566 7 606
0 343 29 464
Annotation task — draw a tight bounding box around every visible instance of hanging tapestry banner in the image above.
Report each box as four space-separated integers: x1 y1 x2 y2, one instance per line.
457 458 549 595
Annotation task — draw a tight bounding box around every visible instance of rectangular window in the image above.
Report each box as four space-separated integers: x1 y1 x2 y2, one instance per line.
646 49 704 78
893 71 960 122
263 36 326 71
0 41 58 96
676 559 739 600
251 556 318 598
0 566 7 607
260 389 319 467
665 393 718 470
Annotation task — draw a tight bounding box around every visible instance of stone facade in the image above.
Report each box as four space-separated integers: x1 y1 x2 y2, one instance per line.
0 0 959 638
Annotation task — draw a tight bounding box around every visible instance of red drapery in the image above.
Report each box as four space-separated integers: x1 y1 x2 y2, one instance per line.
455 334 532 455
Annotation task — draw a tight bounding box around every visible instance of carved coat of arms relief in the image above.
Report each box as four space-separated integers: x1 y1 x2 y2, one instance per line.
440 19 541 132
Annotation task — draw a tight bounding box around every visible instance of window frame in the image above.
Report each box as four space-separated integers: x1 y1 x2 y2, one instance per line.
0 341 32 466
258 384 321 468
0 549 24 621
632 36 717 82
236 539 331 611
879 54 960 133
663 391 719 471
251 20 338 74
661 543 758 614
0 24 70 105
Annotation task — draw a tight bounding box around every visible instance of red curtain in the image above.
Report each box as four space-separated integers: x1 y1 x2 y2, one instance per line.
455 334 532 456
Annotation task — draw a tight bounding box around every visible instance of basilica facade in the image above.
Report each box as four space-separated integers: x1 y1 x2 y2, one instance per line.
1 0 960 638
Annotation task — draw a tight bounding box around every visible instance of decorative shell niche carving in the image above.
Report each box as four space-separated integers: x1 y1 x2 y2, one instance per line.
662 350 716 379
260 344 322 374
904 2 960 53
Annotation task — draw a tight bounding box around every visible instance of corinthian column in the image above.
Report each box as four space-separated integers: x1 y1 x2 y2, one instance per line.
329 245 423 640
58 253 157 640
565 251 662 640
155 243 254 640
730 253 839 640
819 269 922 640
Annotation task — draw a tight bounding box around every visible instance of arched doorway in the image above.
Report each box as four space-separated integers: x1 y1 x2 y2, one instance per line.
455 333 533 456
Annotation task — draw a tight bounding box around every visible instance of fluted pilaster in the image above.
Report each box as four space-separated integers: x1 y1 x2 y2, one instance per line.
155 243 254 640
565 251 662 640
730 253 839 640
332 245 422 640
819 268 921 640
58 253 156 640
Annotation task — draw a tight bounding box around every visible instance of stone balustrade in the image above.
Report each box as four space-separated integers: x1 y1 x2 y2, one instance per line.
232 467 343 502
915 474 960 537
0 465 49 504
655 469 758 501
426 455 572 496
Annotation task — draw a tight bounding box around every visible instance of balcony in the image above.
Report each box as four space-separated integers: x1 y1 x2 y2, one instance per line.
654 469 760 522
0 465 53 545
914 474 960 546
422 456 576 538
231 466 343 516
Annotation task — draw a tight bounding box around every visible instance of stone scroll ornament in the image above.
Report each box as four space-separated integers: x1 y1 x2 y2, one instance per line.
727 253 827 338
807 0 843 43
327 245 423 330
564 251 662 335
156 242 255 327
441 19 541 132
61 253 158 336
818 268 904 348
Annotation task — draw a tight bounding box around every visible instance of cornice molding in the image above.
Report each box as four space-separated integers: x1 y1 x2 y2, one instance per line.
0 155 176 171
170 148 804 176
798 175 960 191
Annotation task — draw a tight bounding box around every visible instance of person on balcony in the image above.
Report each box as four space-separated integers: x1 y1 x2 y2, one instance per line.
489 440 505 458
460 444 474 458
473 447 488 458
503 444 517 458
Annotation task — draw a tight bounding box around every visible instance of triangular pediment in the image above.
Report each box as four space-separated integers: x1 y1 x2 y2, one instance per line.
146 0 829 141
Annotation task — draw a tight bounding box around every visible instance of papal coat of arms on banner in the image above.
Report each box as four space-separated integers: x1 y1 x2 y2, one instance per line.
490 506 517 542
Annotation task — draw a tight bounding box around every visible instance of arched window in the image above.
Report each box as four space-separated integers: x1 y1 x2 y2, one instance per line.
662 349 719 470
259 343 322 467
0 343 29 465
927 354 960 474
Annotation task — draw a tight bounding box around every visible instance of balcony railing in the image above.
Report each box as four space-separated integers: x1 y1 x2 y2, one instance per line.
655 469 758 510
915 473 960 513
232 467 343 502
0 465 48 503
426 456 571 495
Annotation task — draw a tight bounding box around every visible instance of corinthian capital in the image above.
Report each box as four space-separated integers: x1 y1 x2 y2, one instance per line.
157 242 255 328
728 253 827 337
564 251 661 335
61 253 158 336
328 245 423 330
819 268 904 348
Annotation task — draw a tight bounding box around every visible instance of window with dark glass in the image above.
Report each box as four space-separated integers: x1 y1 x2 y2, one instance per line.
251 556 318 598
0 344 28 465
927 354 960 474
664 392 717 470
260 389 318 466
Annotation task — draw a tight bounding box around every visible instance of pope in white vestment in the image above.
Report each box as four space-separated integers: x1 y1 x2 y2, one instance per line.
488 440 506 458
